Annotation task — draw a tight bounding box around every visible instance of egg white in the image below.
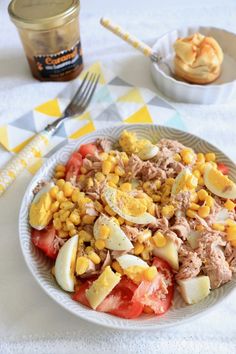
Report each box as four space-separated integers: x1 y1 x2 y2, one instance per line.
137 144 159 161
116 254 149 269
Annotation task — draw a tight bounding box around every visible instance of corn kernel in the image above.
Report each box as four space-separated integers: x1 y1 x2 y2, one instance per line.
196 224 204 231
181 149 195 165
224 199 235 211
120 152 129 165
198 189 208 201
80 166 87 174
155 180 162 190
78 175 86 183
226 225 236 241
205 195 214 208
59 210 70 222
58 230 68 238
117 216 124 225
134 242 144 255
186 175 198 189
190 192 199 203
226 219 235 226
173 153 181 162
71 189 80 202
166 178 175 186
198 206 210 218
94 200 103 213
51 201 60 213
205 152 216 162
82 215 96 224
56 190 66 202
105 204 116 216
152 194 161 202
141 249 150 261
85 246 94 254
95 239 106 250
196 153 205 164
55 164 66 172
107 173 119 184
143 266 158 281
102 160 112 175
198 163 207 175
161 205 175 219
50 186 59 199
212 223 225 232
115 165 125 177
60 201 74 210
76 256 89 275
99 152 108 161
190 202 200 211
186 209 197 218
95 172 105 182
198 177 205 186
53 218 62 230
86 177 94 188
88 251 101 264
152 232 167 248
99 224 110 239
193 170 201 179
120 183 132 192
108 181 117 188
107 155 117 164
162 185 171 197
69 212 81 225
148 203 156 216
55 171 65 179
78 230 92 242
112 261 123 274
69 229 77 237
56 179 65 190
65 218 74 230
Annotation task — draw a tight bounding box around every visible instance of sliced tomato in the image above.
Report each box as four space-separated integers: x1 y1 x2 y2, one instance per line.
97 277 143 319
132 257 174 316
65 152 82 181
72 276 143 319
217 162 229 175
78 143 97 158
31 225 58 259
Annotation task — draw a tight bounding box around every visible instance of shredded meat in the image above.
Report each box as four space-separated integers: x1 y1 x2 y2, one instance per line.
224 242 236 273
171 216 190 240
124 154 144 180
149 217 182 249
101 251 112 270
197 231 232 289
140 160 167 181
85 202 98 216
176 244 202 280
171 191 191 212
96 138 113 152
121 225 144 241
86 180 106 200
82 157 102 173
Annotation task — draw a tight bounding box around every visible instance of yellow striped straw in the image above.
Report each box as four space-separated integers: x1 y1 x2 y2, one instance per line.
100 17 153 57
0 131 50 196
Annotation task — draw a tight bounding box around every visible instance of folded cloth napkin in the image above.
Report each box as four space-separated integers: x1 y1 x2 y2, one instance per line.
0 64 235 354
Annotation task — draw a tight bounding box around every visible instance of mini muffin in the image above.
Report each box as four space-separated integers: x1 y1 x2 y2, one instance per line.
174 32 223 84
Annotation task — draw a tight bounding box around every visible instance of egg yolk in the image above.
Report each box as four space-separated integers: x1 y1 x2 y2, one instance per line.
119 130 151 156
29 192 53 228
124 266 147 284
116 190 147 216
207 168 234 192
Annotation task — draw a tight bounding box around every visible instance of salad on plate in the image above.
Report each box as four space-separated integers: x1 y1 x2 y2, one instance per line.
29 130 236 319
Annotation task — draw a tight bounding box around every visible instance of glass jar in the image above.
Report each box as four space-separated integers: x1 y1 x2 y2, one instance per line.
8 0 83 82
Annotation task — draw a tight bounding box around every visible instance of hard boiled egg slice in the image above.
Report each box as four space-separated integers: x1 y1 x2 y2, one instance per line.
93 215 133 251
29 182 55 230
137 143 159 161
204 164 236 199
55 235 78 292
104 187 156 224
171 168 197 195
116 254 149 283
177 276 211 304
153 239 179 270
86 266 121 309
187 230 200 249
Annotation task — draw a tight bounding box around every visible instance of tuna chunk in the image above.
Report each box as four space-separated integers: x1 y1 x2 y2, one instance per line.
176 244 202 280
171 216 190 240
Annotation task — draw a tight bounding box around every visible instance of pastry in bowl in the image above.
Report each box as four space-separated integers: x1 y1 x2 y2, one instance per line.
174 32 223 84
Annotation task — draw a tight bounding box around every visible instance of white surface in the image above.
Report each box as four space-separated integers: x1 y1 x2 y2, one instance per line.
0 0 236 353
151 26 236 104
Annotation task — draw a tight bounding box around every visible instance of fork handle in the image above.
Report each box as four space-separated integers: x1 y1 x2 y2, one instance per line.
0 131 51 196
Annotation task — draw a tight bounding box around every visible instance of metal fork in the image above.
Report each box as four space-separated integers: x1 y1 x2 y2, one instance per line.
0 72 100 196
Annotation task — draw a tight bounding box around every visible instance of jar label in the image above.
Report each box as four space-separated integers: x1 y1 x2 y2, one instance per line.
33 41 83 80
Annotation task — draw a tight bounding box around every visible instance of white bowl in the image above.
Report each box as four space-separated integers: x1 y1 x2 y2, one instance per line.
151 26 236 104
19 124 236 330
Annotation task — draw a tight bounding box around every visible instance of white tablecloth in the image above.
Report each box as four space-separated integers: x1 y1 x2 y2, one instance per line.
0 0 236 353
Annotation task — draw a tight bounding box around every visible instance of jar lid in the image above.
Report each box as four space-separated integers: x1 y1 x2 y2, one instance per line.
8 0 80 30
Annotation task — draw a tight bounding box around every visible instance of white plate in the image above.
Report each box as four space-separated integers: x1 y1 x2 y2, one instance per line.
19 124 236 330
151 26 236 104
